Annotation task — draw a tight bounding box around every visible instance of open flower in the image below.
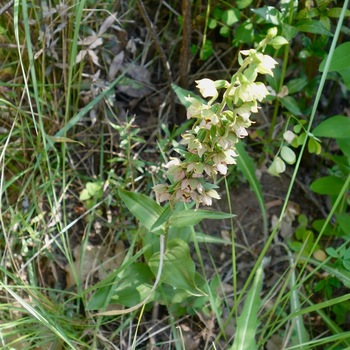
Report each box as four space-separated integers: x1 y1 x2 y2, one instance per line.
256 53 278 76
153 184 171 203
195 78 218 98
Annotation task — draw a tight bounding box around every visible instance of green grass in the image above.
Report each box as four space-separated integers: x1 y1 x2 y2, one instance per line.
1 0 350 349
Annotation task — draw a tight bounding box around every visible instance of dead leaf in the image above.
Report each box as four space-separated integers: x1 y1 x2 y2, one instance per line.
65 241 126 289
87 49 101 67
98 12 118 36
78 34 99 46
108 51 124 81
76 50 87 64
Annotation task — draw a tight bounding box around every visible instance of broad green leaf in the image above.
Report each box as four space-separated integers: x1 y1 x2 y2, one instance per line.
171 83 206 108
308 138 322 154
208 18 218 29
326 247 340 259
281 146 296 165
279 96 302 116
327 8 350 18
251 6 283 25
169 209 234 227
320 42 350 72
286 77 308 95
336 213 350 238
236 141 267 236
86 181 103 197
310 176 346 195
110 263 154 307
222 8 240 26
79 189 91 201
149 239 206 296
150 204 172 232
313 115 350 139
233 21 254 45
118 189 163 230
236 0 253 9
295 19 333 36
230 259 266 350
270 35 289 50
337 138 350 157
87 263 154 309
281 23 299 41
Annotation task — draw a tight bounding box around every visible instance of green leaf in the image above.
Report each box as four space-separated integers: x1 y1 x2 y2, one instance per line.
236 0 253 9
313 115 350 139
336 213 350 238
295 19 333 36
270 35 289 49
327 8 350 18
310 176 346 195
171 83 206 108
150 204 172 232
251 6 283 25
86 181 103 197
281 23 299 41
230 259 266 350
286 77 308 95
169 209 234 227
308 138 322 154
110 263 154 307
320 42 350 72
281 146 296 165
79 188 91 201
326 247 339 259
118 189 163 230
322 264 350 288
233 21 254 45
337 138 350 157
279 96 302 116
320 41 350 89
208 18 218 29
195 231 231 244
222 8 240 26
149 239 206 296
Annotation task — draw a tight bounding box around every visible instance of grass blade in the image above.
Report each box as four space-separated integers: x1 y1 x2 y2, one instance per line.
230 258 267 350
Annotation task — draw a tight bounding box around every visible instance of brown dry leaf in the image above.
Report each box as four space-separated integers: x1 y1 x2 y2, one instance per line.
65 241 126 289
108 51 124 81
87 49 101 67
78 34 99 47
117 64 153 98
76 50 88 64
178 324 201 350
266 334 284 350
98 12 119 36
271 202 300 239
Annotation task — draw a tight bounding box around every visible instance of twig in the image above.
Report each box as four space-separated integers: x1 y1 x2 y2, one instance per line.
0 0 14 16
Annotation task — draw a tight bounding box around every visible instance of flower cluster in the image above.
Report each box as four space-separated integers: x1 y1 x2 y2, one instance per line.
154 28 283 208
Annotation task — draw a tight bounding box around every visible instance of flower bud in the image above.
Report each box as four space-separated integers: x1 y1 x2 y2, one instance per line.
267 27 278 40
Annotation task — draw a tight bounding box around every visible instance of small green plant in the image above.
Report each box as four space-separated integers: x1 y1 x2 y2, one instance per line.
326 246 350 272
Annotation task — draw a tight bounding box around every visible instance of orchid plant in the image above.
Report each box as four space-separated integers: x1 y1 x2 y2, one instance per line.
154 28 287 208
